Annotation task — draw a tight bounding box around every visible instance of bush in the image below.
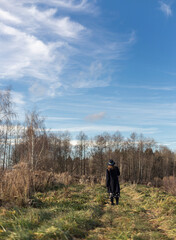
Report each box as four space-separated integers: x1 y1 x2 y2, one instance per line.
152 177 163 187
55 172 73 185
163 176 176 196
0 163 56 206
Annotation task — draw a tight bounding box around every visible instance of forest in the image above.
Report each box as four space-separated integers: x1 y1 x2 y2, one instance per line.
0 89 175 184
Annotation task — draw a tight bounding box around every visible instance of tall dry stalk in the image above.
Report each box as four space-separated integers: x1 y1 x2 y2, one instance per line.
0 162 56 206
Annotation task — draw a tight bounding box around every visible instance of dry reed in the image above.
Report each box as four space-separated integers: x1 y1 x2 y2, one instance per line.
162 176 176 195
0 162 56 206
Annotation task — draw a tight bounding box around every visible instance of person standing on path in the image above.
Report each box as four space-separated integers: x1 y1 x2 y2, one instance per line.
106 159 120 205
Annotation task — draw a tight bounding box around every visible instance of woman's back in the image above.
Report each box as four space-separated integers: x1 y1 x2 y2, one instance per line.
106 160 120 205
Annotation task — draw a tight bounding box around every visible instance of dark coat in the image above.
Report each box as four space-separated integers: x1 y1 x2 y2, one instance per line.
106 166 120 194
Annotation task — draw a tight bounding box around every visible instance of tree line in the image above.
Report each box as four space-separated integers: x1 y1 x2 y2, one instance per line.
0 89 176 184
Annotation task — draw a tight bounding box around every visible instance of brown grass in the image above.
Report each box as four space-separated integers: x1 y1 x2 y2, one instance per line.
162 176 176 195
55 172 73 185
0 162 56 206
152 177 163 187
55 173 104 186
0 166 105 206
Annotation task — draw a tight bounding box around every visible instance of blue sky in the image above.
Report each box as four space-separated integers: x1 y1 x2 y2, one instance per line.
0 0 176 149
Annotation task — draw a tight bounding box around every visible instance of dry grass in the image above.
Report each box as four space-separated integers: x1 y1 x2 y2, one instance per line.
0 163 56 206
152 177 163 187
78 175 100 185
55 172 73 185
150 176 176 196
0 166 105 206
162 176 176 195
55 173 104 186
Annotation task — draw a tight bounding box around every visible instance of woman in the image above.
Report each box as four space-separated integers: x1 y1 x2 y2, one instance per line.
106 159 120 205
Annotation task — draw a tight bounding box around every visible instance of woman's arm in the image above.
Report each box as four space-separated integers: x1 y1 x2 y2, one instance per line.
106 169 110 187
116 166 120 176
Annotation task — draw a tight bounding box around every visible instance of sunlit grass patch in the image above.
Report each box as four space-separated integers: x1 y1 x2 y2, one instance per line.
31 184 104 239
86 183 176 240
126 184 176 240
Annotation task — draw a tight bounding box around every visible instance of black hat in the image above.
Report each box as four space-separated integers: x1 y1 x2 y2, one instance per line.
108 159 115 166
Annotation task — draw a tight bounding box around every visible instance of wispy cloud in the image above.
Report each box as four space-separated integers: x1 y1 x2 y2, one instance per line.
45 117 80 121
72 62 111 88
70 30 136 89
11 91 25 106
85 112 106 122
0 0 87 98
47 125 158 135
20 0 97 14
118 84 176 91
10 91 26 121
0 0 135 99
0 8 21 23
159 1 172 16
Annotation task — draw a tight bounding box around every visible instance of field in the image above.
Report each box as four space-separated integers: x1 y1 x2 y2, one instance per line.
0 183 176 240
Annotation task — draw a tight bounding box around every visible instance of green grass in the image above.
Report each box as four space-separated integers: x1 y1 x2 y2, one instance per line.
0 183 175 240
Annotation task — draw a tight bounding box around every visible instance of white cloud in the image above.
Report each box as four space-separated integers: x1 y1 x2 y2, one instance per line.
159 1 172 16
0 9 21 24
72 61 111 88
0 0 89 100
47 125 158 135
9 91 26 121
11 91 25 105
0 0 135 99
45 117 79 121
119 84 176 91
0 1 85 86
26 6 85 39
0 22 56 80
70 31 136 89
29 83 49 98
19 0 96 13
85 112 106 122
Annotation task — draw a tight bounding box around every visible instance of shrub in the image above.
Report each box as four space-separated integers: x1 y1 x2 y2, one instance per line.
152 177 163 187
163 176 176 196
0 163 56 206
55 172 73 185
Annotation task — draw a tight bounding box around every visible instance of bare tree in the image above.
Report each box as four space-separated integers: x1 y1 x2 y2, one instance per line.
61 131 72 172
0 88 16 169
75 131 88 175
22 110 47 169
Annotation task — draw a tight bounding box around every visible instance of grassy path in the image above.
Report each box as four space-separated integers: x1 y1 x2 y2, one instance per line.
0 184 105 240
87 184 176 240
0 183 175 240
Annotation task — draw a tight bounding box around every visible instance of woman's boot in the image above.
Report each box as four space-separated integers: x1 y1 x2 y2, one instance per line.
115 197 119 205
110 197 114 205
